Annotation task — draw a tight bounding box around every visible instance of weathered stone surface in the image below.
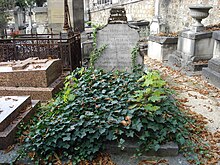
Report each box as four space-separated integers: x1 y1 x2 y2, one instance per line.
167 53 182 68
0 96 31 132
177 31 214 62
213 31 220 41
89 0 219 33
213 32 220 58
202 67 220 89
0 100 39 149
0 58 62 88
208 58 220 73
95 23 143 72
180 31 213 40
148 36 178 62
106 141 179 157
0 72 66 101
148 35 178 44
0 145 20 164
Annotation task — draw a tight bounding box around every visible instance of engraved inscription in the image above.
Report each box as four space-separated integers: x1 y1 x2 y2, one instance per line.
95 24 143 72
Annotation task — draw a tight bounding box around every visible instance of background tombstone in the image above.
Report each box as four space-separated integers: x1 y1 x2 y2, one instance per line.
94 7 143 72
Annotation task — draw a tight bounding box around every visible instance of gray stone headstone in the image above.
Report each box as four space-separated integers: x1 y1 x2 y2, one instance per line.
95 24 143 72
94 7 143 72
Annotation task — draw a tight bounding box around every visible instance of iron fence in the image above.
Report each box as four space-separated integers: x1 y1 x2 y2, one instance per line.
0 33 82 71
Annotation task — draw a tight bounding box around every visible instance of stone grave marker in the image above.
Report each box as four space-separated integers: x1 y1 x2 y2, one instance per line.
0 96 39 149
95 7 143 72
0 57 67 100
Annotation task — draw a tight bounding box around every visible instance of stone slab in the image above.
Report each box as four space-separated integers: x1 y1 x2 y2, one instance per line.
148 41 177 62
0 145 21 164
213 31 220 41
148 35 178 44
202 68 220 89
180 30 213 40
0 96 31 132
95 24 143 72
177 36 214 62
12 57 38 70
208 58 220 73
0 58 62 88
106 141 178 157
0 100 39 150
0 72 68 101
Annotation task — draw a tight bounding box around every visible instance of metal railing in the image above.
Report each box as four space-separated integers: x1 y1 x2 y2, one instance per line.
0 33 82 71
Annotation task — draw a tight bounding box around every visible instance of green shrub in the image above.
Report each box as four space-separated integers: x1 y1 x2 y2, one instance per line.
22 67 195 164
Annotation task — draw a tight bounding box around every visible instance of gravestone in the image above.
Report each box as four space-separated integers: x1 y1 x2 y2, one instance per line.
95 7 143 72
0 57 66 100
0 96 39 149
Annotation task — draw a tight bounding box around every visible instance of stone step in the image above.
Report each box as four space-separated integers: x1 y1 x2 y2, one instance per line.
0 100 40 150
202 68 220 89
0 72 67 101
0 59 62 88
208 58 220 73
0 96 31 132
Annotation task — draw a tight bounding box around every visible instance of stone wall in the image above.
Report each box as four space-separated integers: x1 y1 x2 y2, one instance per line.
160 0 220 32
90 0 154 25
90 0 220 32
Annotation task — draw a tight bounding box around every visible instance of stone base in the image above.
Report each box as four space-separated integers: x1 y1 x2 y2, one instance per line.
0 100 39 149
202 68 220 89
148 36 178 62
177 31 214 62
0 72 68 101
167 52 208 73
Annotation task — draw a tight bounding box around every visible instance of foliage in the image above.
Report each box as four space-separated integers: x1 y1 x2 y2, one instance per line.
0 0 12 31
89 23 107 68
131 44 139 70
21 67 197 164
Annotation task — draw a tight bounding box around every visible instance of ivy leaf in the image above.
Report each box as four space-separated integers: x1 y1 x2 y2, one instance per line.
63 133 71 141
153 144 160 151
148 95 161 102
132 119 143 131
68 94 76 101
126 131 134 137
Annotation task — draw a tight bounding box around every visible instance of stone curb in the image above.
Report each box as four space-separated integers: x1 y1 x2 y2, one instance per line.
106 141 179 157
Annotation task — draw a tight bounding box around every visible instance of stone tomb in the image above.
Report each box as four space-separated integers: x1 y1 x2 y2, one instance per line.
0 96 39 149
148 35 178 62
0 58 65 100
95 7 143 72
202 31 220 88
168 30 214 72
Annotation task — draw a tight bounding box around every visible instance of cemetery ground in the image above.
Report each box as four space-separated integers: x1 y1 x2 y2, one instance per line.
0 57 220 165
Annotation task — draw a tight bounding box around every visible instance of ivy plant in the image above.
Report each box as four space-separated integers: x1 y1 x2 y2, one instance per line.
89 23 107 68
21 67 198 164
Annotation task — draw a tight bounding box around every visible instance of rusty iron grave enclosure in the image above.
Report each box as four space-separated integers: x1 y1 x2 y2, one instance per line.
0 33 82 71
